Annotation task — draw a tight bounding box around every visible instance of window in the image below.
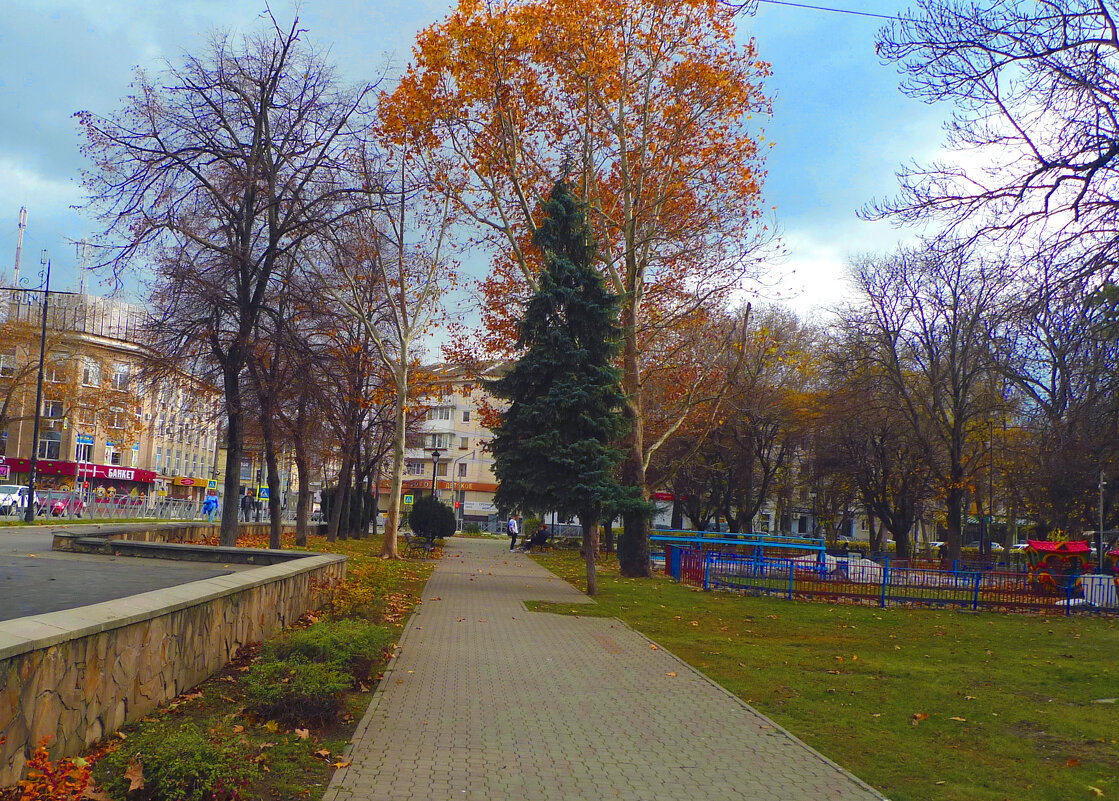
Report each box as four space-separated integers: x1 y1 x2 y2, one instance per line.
459 436 469 450
82 359 101 387
75 441 93 462
426 406 452 421
457 462 467 478
436 462 448 477
405 461 426 476
38 431 61 459
175 450 182 473
42 399 63 418
462 410 470 423
104 443 117 465
112 364 130 390
108 406 125 429
423 433 453 450
1 430 6 457
44 357 67 383
78 406 95 426
110 449 123 466
0 351 15 378
192 454 198 475
155 446 163 472
131 445 139 468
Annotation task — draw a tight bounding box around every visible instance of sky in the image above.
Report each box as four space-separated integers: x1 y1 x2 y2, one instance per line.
0 0 947 321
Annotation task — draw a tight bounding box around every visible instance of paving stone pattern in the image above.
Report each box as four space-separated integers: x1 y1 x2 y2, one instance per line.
325 537 886 801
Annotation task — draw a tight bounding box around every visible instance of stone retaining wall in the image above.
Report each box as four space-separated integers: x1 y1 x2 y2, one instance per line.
51 521 295 549
0 552 346 787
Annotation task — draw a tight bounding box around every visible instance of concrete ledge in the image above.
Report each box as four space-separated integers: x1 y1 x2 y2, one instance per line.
0 550 346 786
55 535 317 565
51 522 296 551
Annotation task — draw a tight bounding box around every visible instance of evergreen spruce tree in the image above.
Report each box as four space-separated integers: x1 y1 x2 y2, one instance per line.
489 180 643 595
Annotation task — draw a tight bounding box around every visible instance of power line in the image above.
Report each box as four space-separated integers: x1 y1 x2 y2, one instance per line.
755 0 902 21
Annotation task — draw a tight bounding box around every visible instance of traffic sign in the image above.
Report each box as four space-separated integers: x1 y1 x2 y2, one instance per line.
0 465 9 480
259 487 270 500
404 494 414 505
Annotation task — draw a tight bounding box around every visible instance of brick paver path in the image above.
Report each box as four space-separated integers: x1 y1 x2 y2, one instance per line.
325 537 886 801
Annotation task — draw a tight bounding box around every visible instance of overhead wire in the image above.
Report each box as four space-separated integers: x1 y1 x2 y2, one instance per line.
754 0 903 21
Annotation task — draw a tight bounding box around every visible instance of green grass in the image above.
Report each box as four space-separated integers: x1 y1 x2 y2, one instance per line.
531 549 1119 801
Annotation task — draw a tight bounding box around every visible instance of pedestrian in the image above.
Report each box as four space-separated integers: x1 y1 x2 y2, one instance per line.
204 494 218 524
508 514 520 550
240 493 251 522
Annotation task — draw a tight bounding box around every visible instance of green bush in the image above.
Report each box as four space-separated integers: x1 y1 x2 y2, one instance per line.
243 657 350 726
464 522 482 535
263 619 394 685
408 494 456 542
98 723 260 801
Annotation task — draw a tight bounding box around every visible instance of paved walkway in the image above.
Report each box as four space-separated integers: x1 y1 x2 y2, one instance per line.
325 537 886 801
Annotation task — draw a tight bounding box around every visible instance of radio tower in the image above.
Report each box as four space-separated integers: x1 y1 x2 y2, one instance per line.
13 207 27 285
76 240 91 295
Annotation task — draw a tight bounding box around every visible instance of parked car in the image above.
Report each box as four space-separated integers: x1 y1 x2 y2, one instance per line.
42 490 84 518
964 540 1003 551
0 485 41 515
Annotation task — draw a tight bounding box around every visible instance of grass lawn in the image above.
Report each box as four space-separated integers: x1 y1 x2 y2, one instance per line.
2 533 434 801
531 549 1119 801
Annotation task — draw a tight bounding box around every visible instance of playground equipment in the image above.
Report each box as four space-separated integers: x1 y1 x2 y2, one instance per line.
1025 540 1090 592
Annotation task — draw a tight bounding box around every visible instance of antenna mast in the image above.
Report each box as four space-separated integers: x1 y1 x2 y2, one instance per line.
76 240 91 295
13 207 27 285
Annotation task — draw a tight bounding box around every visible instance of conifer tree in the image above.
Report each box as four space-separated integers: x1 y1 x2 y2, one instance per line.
489 180 643 594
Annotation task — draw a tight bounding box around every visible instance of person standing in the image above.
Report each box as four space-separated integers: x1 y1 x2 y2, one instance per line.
508 514 520 550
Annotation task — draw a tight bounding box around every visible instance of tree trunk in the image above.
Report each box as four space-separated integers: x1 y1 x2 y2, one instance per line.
327 453 352 543
580 513 599 596
381 362 408 559
946 470 964 562
618 307 651 577
295 451 310 547
603 517 614 553
259 397 282 550
219 358 244 547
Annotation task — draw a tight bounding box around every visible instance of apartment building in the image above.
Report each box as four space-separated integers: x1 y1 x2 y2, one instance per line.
0 289 220 503
391 363 502 527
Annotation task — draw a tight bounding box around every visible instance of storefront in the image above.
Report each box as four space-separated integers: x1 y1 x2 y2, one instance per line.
0 457 156 498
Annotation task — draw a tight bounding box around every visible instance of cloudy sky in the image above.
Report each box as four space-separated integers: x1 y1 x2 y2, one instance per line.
0 0 946 318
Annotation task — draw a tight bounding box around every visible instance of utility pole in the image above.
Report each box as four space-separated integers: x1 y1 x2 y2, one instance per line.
24 251 50 523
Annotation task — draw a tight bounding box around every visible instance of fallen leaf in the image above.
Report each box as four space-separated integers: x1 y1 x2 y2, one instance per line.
827 669 841 675
295 728 310 740
263 720 279 733
949 716 967 722
115 732 127 741
1088 786 1104 797
650 644 659 650
232 725 245 734
125 760 145 792
81 783 113 801
665 672 677 677
331 760 352 768
315 749 331 758
911 713 929 726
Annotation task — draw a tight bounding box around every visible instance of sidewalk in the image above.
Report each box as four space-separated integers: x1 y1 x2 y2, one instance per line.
325 537 886 801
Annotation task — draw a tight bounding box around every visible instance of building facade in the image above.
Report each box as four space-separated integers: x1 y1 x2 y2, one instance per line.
0 289 221 505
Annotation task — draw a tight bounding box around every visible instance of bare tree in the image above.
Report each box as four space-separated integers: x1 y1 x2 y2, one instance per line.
847 244 1006 560
78 15 378 545
870 1 1119 277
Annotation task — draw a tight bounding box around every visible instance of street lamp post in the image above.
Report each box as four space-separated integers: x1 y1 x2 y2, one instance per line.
24 252 51 523
451 450 475 529
430 448 442 501
1099 471 1106 574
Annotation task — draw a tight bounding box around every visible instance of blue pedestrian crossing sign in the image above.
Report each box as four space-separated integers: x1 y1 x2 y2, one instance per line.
404 494 414 505
258 487 270 500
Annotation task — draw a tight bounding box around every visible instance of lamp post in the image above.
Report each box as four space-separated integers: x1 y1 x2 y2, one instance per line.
430 448 442 501
451 450 475 528
24 252 50 523
1099 471 1106 574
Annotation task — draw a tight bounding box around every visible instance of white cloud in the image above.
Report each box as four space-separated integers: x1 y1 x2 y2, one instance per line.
0 157 81 209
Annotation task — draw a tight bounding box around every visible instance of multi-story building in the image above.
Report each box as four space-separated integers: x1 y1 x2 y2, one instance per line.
391 363 502 528
0 288 221 505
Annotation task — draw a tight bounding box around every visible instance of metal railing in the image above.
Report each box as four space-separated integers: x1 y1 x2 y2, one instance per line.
663 550 1118 616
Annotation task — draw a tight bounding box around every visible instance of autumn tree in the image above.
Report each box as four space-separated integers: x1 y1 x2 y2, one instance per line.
79 15 378 546
846 244 1006 560
383 0 772 576
871 1 1119 278
324 143 453 558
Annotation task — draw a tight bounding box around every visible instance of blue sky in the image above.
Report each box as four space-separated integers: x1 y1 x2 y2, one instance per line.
0 0 945 318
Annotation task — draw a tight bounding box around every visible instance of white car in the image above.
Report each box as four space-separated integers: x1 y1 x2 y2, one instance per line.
0 485 41 515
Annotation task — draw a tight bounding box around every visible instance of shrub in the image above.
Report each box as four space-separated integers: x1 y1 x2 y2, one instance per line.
263 619 394 684
408 494 456 542
243 657 350 726
98 724 259 801
464 522 482 535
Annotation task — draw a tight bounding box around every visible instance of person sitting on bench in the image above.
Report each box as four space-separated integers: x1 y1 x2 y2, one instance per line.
522 522 550 551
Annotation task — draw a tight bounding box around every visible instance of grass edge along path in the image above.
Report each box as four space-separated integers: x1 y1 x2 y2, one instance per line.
529 549 1119 801
2 533 435 801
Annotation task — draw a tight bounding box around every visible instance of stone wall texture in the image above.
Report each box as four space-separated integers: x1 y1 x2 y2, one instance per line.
0 553 346 787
